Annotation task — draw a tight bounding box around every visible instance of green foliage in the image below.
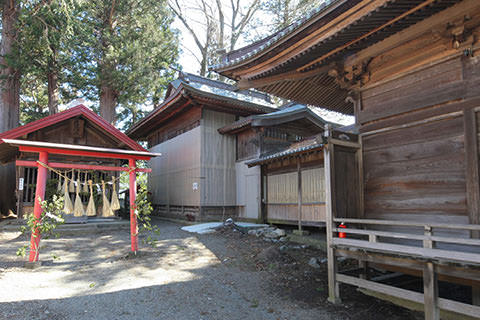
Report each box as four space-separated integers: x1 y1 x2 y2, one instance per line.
18 0 78 120
15 0 180 128
16 195 65 258
45 178 61 202
135 184 160 248
67 0 179 127
19 74 49 124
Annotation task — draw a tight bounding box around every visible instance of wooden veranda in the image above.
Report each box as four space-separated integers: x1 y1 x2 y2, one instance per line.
323 130 480 319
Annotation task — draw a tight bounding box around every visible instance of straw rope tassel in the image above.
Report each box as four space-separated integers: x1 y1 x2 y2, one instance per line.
63 178 74 214
86 180 96 216
83 172 89 193
102 180 114 217
57 175 62 192
74 178 85 217
69 169 75 193
62 175 68 195
110 176 120 211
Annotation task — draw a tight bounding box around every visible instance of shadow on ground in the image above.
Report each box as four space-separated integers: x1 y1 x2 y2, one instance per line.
0 220 421 320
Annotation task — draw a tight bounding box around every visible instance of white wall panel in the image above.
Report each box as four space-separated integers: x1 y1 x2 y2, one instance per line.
148 127 201 206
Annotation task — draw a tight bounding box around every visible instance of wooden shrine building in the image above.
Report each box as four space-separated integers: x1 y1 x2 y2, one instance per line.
127 72 278 222
218 104 343 227
0 105 158 261
212 0 480 318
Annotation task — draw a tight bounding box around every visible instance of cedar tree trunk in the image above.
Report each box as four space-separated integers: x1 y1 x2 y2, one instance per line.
100 83 118 125
0 0 20 216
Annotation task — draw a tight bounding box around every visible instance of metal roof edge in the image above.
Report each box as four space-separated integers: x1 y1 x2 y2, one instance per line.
210 0 343 72
246 142 325 167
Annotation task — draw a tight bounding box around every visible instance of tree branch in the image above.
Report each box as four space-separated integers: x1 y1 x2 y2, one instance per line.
168 0 206 53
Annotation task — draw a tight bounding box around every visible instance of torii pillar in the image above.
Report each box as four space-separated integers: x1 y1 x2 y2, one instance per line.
129 158 138 252
28 151 49 263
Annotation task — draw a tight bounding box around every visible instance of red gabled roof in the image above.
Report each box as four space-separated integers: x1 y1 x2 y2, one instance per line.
0 105 146 152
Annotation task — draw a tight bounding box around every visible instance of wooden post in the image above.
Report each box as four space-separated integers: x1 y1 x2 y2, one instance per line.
356 136 367 278
423 262 439 320
324 135 341 304
473 286 480 306
423 226 434 249
129 158 138 253
28 151 48 262
463 108 480 239
356 139 364 218
260 165 267 223
16 165 24 219
297 157 302 232
423 224 438 320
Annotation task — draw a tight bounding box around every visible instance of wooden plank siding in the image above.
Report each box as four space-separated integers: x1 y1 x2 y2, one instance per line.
266 166 326 224
147 107 201 148
333 146 360 219
357 50 480 230
360 57 465 124
266 203 326 224
149 127 202 208
363 115 467 220
236 128 260 161
355 51 480 248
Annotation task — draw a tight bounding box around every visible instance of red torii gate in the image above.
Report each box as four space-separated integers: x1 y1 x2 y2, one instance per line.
2 139 160 263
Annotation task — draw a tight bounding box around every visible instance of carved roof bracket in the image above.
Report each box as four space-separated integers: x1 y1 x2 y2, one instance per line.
328 59 372 90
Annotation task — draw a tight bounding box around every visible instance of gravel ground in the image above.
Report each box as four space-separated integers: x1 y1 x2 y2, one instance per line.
0 219 420 320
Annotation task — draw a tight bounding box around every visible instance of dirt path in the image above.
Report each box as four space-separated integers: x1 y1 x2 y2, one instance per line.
0 220 420 320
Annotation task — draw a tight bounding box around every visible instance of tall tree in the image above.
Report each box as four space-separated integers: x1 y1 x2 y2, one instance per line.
169 0 259 76
0 0 21 133
18 0 77 116
0 0 21 217
69 0 179 125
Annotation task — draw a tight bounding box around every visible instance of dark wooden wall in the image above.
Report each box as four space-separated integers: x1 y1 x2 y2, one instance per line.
236 128 260 161
358 53 480 227
334 145 360 219
147 107 201 148
26 116 122 149
362 115 467 220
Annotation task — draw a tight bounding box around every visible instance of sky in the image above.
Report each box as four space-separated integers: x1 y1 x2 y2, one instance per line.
171 0 262 75
171 1 354 126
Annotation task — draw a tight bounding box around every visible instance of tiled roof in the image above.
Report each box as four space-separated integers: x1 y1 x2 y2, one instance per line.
246 135 325 166
218 104 338 134
210 0 337 71
127 73 278 139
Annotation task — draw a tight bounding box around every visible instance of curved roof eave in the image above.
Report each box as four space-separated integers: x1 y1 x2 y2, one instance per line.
0 104 146 152
210 0 346 74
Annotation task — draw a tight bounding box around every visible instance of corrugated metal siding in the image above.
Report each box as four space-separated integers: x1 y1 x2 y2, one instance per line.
302 167 325 203
149 127 201 206
268 172 297 204
267 167 325 204
200 110 237 206
267 204 326 223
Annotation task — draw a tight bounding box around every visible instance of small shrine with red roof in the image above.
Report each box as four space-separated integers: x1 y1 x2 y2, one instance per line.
0 104 159 262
